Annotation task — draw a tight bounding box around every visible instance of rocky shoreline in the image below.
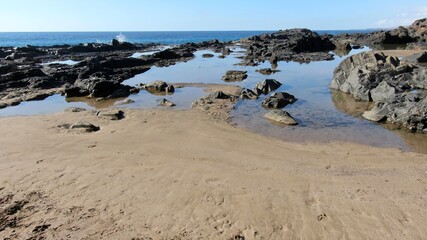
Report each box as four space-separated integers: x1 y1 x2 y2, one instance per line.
1 18 427 133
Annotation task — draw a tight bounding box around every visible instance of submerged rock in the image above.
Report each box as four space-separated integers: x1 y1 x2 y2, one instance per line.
159 98 176 107
64 107 87 113
264 110 298 125
202 53 214 58
256 68 280 75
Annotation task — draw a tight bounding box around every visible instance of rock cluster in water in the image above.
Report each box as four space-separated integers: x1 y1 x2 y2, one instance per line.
332 18 427 49
331 51 427 133
239 28 336 65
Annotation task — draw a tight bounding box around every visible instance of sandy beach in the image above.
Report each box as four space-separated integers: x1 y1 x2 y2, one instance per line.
1 108 426 239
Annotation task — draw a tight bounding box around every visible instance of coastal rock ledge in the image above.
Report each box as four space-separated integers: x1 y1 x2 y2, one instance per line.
330 51 427 133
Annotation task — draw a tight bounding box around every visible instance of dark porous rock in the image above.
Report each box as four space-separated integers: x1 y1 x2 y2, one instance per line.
70 122 100 132
222 70 248 82
262 92 297 109
202 53 214 58
240 88 259 100
264 109 298 125
111 39 120 46
331 50 427 132
65 107 86 112
96 109 125 120
141 80 175 93
256 68 280 75
241 28 336 64
254 79 282 95
159 98 176 107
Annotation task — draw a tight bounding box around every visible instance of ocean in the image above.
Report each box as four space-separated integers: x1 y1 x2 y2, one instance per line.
0 30 376 47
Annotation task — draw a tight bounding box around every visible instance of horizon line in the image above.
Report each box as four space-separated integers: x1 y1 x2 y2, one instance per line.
0 28 388 33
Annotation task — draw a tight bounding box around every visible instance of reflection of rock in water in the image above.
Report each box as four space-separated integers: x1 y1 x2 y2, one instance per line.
332 48 351 58
331 90 373 117
331 90 427 154
66 97 124 109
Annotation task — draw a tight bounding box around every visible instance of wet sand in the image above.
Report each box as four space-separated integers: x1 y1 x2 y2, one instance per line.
1 108 426 239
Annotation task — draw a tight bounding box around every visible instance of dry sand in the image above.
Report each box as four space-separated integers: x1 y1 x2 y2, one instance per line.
0 107 426 240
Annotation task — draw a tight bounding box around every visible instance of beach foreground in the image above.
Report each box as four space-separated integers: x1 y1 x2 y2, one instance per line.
0 108 426 239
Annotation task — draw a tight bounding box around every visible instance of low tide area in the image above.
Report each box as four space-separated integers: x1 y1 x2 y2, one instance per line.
1 46 426 153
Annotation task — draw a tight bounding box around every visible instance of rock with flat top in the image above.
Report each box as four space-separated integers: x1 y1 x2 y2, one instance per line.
264 110 298 125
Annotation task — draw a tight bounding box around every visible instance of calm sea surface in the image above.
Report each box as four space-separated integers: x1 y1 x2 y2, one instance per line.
0 30 376 47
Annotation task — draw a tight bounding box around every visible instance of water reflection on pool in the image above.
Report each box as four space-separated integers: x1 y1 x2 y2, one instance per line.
1 46 426 153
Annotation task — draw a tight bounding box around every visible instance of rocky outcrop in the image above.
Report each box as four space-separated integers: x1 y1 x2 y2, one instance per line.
221 71 248 82
0 42 201 108
264 110 298 125
240 28 335 65
331 51 427 132
333 18 427 47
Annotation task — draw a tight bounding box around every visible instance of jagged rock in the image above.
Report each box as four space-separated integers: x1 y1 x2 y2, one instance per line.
331 51 427 132
370 81 396 103
222 70 248 82
262 92 297 109
264 110 298 125
96 109 125 120
241 28 335 64
159 98 176 107
254 79 282 95
240 88 259 100
330 51 400 101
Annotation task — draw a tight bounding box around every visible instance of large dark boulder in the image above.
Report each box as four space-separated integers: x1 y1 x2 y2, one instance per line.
262 92 297 109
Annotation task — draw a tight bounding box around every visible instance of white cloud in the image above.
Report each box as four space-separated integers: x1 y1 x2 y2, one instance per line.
373 6 427 28
416 7 427 16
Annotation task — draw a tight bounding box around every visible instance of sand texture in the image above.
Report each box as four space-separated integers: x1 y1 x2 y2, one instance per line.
0 109 426 239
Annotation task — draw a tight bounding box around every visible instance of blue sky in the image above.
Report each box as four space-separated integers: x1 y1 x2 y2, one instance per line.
0 0 426 31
